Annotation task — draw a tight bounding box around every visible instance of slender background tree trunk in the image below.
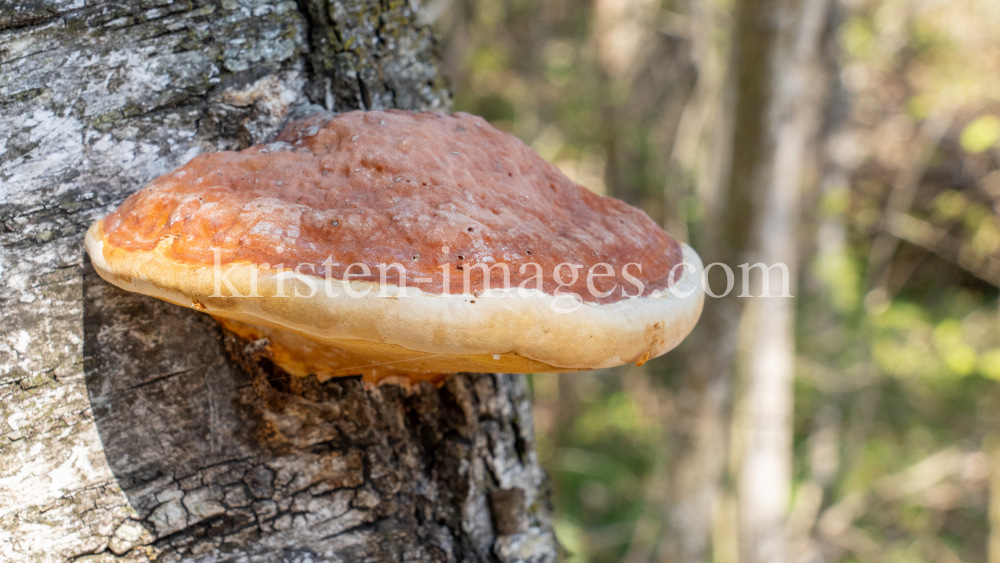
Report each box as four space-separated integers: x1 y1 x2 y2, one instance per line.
660 0 831 561
734 1 829 562
0 1 558 560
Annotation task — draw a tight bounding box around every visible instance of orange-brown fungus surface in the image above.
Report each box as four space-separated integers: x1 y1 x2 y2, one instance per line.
102 110 682 304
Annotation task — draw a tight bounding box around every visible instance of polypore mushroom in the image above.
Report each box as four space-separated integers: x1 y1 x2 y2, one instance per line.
85 110 704 384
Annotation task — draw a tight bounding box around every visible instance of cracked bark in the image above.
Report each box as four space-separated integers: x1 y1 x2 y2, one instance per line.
0 1 557 561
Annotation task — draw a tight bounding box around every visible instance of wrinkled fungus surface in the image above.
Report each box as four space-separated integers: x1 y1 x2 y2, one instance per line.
103 110 682 304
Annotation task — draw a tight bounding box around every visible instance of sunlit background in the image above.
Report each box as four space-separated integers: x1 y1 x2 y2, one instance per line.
427 0 1000 561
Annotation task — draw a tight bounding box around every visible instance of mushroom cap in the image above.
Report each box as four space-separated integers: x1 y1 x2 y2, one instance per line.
86 110 704 382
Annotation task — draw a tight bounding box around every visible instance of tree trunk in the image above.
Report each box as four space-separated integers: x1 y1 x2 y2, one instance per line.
733 1 829 562
0 2 558 561
659 0 830 561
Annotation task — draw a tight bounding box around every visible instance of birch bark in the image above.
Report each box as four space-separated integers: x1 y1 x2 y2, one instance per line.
0 2 557 560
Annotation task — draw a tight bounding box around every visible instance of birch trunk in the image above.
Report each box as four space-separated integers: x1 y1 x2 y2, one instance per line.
0 2 558 561
732 0 829 562
659 0 829 561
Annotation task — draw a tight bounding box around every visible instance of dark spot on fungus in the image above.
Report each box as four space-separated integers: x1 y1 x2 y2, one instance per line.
457 255 464 260
467 227 474 232
331 220 339 227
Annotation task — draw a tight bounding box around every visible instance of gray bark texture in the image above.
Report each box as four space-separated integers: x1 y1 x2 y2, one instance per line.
0 1 558 561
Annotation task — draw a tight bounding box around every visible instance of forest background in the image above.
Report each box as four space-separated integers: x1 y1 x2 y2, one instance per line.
430 0 1000 561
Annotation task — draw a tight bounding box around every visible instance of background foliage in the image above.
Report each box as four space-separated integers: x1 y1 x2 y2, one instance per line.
431 0 1000 561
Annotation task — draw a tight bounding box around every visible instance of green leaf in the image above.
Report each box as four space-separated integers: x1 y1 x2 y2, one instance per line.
960 116 1000 154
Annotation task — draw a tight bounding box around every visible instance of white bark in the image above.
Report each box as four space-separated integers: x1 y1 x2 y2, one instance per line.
735 0 829 562
0 1 556 561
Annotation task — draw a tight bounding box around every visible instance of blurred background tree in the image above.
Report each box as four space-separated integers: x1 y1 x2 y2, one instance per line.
428 0 1000 561
6 0 999 559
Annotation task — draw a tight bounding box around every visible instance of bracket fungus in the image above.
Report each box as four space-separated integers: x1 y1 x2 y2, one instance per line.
86 110 704 384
